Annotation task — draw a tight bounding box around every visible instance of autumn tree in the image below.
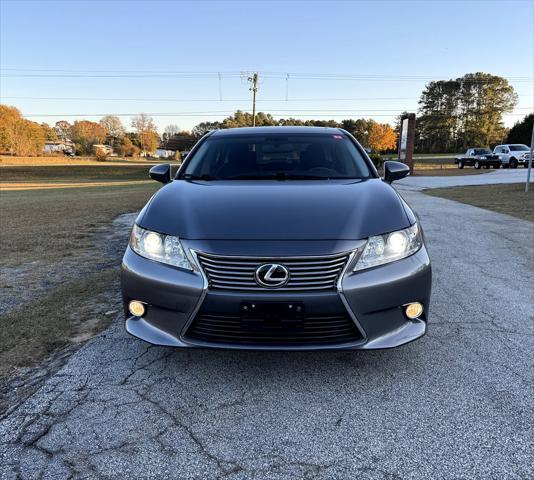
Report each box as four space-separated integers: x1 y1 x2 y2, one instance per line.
40 123 58 142
368 122 397 152
70 120 107 155
131 113 159 153
115 136 140 157
99 115 125 148
0 105 46 156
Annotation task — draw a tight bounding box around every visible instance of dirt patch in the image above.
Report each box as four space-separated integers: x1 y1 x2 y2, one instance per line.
0 179 158 412
424 183 534 222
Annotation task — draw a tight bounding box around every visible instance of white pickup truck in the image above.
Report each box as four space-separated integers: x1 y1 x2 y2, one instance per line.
493 144 532 168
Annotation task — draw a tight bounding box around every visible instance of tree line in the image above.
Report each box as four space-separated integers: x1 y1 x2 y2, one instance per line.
0 72 530 157
416 72 520 152
0 107 160 157
190 112 398 152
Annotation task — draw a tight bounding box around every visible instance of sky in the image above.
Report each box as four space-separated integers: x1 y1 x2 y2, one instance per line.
1 0 533 133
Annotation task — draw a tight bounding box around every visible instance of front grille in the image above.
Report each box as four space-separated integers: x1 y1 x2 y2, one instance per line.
195 252 351 291
185 312 362 346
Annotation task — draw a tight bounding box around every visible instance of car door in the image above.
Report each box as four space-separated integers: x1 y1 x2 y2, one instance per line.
500 146 510 164
467 149 476 166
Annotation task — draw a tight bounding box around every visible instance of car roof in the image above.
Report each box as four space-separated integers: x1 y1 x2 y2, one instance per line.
209 126 344 137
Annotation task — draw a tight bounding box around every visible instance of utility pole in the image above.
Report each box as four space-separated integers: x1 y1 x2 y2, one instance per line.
248 72 259 127
526 121 533 193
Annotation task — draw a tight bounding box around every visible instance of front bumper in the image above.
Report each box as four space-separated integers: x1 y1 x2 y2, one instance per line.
121 243 431 350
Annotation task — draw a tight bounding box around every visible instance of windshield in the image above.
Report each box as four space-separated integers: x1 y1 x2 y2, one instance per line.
181 134 372 180
509 145 529 151
474 149 492 155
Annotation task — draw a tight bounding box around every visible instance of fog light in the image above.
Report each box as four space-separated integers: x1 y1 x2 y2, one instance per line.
405 302 423 319
128 300 146 317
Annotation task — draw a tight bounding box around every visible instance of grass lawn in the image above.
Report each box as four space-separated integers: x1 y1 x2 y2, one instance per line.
1 166 159 379
0 164 180 183
0 155 180 166
424 183 534 222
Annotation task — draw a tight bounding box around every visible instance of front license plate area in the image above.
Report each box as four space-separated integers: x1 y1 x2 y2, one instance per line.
240 302 305 331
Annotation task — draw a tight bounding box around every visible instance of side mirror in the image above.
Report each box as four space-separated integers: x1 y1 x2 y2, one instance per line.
384 161 410 184
149 163 172 184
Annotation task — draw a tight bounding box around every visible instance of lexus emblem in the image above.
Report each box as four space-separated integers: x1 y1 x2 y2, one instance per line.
254 264 290 288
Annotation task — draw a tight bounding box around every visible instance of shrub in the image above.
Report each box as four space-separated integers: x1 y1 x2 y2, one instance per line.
368 153 384 170
95 148 108 162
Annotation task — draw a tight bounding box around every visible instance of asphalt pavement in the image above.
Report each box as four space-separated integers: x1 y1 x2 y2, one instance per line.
1 182 533 479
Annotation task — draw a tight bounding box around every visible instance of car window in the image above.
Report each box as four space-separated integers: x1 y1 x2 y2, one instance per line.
509 145 529 151
474 149 492 155
182 134 372 180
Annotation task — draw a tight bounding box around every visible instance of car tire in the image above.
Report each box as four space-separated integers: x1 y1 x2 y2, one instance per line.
458 161 464 169
524 163 530 168
475 161 481 169
510 158 518 169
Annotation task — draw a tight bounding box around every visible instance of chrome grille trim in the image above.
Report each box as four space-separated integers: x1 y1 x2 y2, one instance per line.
196 251 351 292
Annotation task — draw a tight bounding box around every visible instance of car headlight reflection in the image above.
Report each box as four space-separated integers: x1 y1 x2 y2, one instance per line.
130 224 193 270
354 223 423 271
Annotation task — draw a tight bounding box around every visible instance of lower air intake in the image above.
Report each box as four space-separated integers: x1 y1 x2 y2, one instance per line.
185 312 362 346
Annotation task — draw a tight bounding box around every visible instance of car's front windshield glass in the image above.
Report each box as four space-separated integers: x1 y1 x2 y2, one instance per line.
474 149 492 154
509 145 529 151
181 134 372 180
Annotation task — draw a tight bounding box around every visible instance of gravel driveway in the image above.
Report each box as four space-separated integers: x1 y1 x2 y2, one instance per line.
1 188 532 480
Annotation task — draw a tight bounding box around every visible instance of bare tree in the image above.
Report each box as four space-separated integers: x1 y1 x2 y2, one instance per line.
100 115 125 147
54 120 72 142
131 113 159 154
164 124 181 138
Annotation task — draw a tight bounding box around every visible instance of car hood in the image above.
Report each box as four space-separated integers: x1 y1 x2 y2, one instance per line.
137 179 412 240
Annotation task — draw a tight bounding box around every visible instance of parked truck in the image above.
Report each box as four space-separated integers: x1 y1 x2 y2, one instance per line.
455 148 501 169
493 144 532 168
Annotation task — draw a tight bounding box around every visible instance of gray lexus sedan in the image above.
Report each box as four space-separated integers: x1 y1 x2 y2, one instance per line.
121 126 431 350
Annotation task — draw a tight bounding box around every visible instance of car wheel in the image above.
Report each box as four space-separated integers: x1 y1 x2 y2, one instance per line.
458 161 464 169
510 158 518 169
475 161 481 169
524 163 530 168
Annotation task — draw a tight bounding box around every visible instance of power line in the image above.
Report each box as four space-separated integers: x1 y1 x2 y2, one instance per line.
23 111 529 118
3 95 532 102
1 69 532 83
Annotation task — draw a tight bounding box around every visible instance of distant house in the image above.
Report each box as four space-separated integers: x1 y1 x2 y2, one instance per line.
155 148 175 159
158 133 196 158
43 141 74 154
93 144 113 155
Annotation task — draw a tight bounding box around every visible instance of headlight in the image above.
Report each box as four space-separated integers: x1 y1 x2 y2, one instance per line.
130 224 192 270
354 223 423 271
479 156 487 160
